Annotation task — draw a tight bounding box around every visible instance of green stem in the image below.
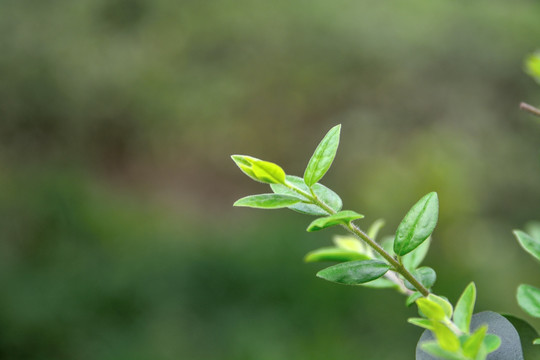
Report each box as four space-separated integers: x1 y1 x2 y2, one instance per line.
285 181 430 297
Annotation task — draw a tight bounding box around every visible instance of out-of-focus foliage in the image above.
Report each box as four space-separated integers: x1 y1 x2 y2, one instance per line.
1 0 540 359
526 52 540 84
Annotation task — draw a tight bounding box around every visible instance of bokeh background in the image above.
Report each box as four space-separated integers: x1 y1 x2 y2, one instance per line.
1 0 540 359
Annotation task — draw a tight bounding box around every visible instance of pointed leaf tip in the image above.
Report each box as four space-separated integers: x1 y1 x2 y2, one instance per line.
316 259 390 285
304 124 341 187
394 192 439 256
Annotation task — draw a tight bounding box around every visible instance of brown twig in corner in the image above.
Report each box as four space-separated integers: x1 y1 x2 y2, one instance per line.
520 102 540 117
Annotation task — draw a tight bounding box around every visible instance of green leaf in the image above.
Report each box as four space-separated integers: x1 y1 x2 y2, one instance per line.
406 292 423 307
394 192 439 256
534 338 540 345
316 259 390 285
514 229 540 262
463 325 487 358
304 124 341 187
404 266 437 291
304 247 370 263
428 294 453 319
333 236 364 253
421 341 463 360
432 322 460 352
408 317 434 330
454 282 476 334
417 297 446 321
525 221 540 241
233 194 301 209
231 155 287 184
483 334 501 353
307 210 364 232
271 175 342 216
360 277 399 289
367 219 385 240
525 51 540 84
402 237 431 271
517 284 540 318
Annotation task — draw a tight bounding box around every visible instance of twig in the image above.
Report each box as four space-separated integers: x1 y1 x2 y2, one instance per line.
520 102 540 117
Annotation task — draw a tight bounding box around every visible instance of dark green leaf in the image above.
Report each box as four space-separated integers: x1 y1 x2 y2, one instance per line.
502 314 539 358
453 282 476 334
517 284 540 318
304 124 341 187
307 210 364 232
404 266 436 291
394 192 439 256
514 229 540 262
271 175 342 216
316 259 390 285
231 155 287 184
233 194 301 209
304 247 370 263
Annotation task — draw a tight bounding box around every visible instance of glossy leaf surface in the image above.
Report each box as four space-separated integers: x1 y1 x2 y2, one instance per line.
304 124 341 187
307 210 364 232
402 237 431 271
304 247 370 263
271 175 342 216
454 282 476 334
514 230 540 262
394 192 439 256
316 259 390 285
231 155 286 184
233 194 301 209
517 284 540 318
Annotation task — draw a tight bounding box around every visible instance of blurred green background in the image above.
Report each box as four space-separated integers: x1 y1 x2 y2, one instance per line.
1 0 540 359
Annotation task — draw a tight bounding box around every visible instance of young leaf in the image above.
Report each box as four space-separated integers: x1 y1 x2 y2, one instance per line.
483 334 501 353
402 237 431 271
316 259 390 285
513 230 540 262
453 282 476 334
404 266 436 291
534 338 540 345
416 297 446 321
428 294 453 319
420 341 462 360
525 51 540 84
333 236 364 253
231 155 287 184
304 247 370 263
517 284 540 318
271 175 342 216
462 325 487 358
394 192 439 256
304 124 341 187
233 194 302 209
408 317 434 331
307 210 364 232
432 322 460 352
367 219 385 240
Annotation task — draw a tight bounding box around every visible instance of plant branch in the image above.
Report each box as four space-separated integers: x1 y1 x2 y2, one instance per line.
520 102 540 117
285 181 430 297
